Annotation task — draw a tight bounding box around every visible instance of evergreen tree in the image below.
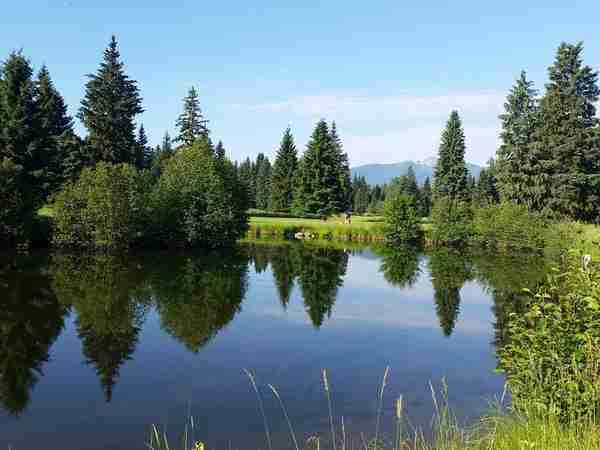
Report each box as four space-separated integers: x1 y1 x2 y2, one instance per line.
433 111 469 201
174 87 209 146
420 177 432 217
161 131 173 154
532 42 600 220
134 124 151 170
59 131 88 182
475 161 499 205
270 128 298 211
238 157 255 207
79 36 143 165
351 175 370 214
330 122 352 211
214 140 226 162
496 71 540 207
294 120 341 215
34 65 74 195
149 132 174 179
255 154 272 210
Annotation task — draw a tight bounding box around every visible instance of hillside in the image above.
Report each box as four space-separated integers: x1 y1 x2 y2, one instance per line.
351 158 483 185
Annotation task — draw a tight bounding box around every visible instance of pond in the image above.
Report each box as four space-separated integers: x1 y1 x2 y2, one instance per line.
0 242 551 450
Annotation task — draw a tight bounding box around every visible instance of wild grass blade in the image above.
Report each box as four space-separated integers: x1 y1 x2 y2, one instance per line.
268 384 300 450
244 369 273 450
374 366 390 448
323 369 337 450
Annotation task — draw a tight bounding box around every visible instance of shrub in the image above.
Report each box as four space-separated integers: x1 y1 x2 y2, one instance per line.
472 201 548 251
52 162 145 249
152 140 248 247
383 193 420 244
430 197 473 245
497 255 600 421
0 158 36 246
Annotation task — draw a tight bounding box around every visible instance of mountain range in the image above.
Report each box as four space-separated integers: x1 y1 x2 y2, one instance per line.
351 157 483 185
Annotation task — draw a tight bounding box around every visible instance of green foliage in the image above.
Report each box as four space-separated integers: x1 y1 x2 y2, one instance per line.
52 162 146 249
152 139 248 247
383 193 420 244
376 246 421 288
0 158 35 245
497 255 600 421
270 128 298 211
78 36 143 165
174 87 209 146
430 197 473 245
254 153 272 210
433 111 469 202
420 177 432 217
472 201 548 251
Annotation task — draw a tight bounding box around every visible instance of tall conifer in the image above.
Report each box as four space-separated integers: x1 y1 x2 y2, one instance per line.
175 87 209 146
270 128 298 211
433 111 469 202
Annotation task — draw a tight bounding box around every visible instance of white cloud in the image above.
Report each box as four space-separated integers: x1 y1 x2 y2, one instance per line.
239 92 504 165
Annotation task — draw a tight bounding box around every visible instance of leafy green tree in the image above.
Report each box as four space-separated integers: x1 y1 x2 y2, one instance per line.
174 87 209 146
153 138 248 247
79 36 143 165
0 158 35 245
270 128 298 211
430 196 473 245
383 192 420 244
495 71 540 207
433 111 469 201
532 42 600 220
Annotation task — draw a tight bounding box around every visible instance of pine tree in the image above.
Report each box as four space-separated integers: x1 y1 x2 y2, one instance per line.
174 87 209 146
34 65 74 194
433 111 469 202
161 131 173 154
532 42 600 220
255 154 272 210
79 36 143 165
214 140 226 162
270 128 298 211
134 124 151 169
496 71 541 208
351 175 370 214
238 157 255 207
0 52 38 173
294 120 340 215
420 177 432 217
59 131 88 181
330 122 352 211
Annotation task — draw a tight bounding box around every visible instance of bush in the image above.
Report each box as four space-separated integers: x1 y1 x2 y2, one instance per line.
472 201 548 251
0 158 36 246
52 162 146 249
497 255 600 421
152 140 248 247
383 193 420 244
430 197 473 245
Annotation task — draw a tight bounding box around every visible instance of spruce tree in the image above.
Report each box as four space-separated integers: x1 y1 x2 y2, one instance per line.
214 140 226 162
433 111 469 202
174 87 209 146
532 42 600 220
496 71 540 208
34 65 74 194
330 122 352 211
79 36 143 165
270 127 298 211
238 157 255 207
134 124 151 169
294 120 340 215
255 154 272 210
420 177 432 217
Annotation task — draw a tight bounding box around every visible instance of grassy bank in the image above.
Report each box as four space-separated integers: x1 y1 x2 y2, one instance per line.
248 215 387 241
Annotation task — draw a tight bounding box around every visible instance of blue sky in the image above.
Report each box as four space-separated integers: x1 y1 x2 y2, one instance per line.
3 1 600 166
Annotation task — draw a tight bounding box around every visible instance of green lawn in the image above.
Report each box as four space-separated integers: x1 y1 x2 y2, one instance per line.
249 214 384 228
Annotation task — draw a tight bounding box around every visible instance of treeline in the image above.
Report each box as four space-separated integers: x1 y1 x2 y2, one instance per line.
385 41 600 247
0 36 248 249
237 122 352 216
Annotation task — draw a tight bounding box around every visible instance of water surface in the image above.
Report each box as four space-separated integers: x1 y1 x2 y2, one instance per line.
0 243 549 449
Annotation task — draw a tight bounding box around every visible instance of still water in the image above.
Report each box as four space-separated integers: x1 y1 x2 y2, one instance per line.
0 242 549 450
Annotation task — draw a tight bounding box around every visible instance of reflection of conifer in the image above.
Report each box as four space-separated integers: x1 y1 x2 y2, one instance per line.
153 250 249 353
270 246 296 309
295 247 348 328
0 255 66 415
51 254 148 402
428 249 471 337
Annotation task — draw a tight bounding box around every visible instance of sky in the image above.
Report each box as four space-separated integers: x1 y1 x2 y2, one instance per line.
3 1 600 166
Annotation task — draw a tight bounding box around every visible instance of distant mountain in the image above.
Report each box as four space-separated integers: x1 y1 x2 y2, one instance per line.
351 158 483 185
